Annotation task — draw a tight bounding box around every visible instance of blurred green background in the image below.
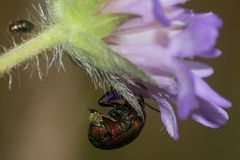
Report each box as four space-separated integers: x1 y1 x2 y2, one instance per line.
0 0 239 160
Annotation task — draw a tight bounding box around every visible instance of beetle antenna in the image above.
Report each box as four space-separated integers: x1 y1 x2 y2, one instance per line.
144 103 160 113
139 96 160 112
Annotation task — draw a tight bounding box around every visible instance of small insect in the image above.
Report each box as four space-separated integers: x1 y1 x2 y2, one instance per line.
88 90 153 150
9 19 34 33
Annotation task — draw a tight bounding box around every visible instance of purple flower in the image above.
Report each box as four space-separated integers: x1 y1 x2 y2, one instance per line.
101 0 232 139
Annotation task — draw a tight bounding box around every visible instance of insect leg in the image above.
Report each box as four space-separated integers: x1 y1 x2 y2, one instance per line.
111 109 132 134
108 107 131 124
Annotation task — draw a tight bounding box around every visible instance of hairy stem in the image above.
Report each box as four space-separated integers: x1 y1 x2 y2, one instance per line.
0 25 63 74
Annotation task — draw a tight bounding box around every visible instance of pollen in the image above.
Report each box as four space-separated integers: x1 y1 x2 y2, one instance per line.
89 112 103 126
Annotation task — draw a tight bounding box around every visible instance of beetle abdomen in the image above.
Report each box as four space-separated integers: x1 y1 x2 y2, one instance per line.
88 106 145 149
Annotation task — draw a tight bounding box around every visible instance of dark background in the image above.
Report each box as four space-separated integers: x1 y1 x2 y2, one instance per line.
0 0 239 160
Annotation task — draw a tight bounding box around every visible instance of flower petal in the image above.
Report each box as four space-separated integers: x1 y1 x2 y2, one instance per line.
169 59 196 119
199 49 222 59
170 12 223 57
192 98 229 128
153 95 179 140
112 24 168 47
103 0 168 28
151 75 178 95
152 0 171 26
161 0 190 6
194 76 232 108
182 60 214 78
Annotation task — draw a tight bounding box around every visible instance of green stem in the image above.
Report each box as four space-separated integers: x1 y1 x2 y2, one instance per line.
0 25 63 74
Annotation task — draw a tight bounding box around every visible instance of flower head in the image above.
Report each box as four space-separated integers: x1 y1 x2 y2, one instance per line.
100 0 232 139
0 0 231 140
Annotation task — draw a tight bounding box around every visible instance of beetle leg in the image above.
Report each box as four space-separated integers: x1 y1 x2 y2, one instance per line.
111 109 131 126
111 109 133 137
138 96 145 108
88 108 131 127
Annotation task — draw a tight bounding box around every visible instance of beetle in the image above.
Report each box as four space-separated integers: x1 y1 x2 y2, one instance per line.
88 90 147 150
9 19 34 33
